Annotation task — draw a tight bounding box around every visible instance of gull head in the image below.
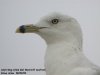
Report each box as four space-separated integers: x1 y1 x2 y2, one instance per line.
16 13 82 45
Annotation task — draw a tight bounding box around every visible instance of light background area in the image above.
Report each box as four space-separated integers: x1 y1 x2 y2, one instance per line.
0 0 100 75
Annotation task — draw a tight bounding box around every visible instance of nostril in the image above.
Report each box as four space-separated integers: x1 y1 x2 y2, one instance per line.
19 25 25 33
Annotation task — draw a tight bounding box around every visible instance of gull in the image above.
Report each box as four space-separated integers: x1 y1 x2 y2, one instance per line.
16 13 100 75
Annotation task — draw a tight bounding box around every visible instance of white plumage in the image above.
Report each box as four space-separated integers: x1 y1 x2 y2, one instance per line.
16 13 100 75
38 13 100 75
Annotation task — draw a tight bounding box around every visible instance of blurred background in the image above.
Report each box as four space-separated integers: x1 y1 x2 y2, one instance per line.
0 0 100 75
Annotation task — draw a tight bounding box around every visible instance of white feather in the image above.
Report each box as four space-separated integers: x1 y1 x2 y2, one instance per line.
36 13 100 75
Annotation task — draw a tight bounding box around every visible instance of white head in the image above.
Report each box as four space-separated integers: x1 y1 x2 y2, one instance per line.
16 13 82 47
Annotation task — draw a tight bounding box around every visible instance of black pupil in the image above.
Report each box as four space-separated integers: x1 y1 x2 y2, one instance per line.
52 19 59 24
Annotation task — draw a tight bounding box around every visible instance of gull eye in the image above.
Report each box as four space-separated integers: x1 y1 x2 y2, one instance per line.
51 19 59 24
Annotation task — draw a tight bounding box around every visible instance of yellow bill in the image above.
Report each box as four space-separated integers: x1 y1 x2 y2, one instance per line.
16 24 47 33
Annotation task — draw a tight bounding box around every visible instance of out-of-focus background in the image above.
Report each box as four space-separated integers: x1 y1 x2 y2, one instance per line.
0 0 100 75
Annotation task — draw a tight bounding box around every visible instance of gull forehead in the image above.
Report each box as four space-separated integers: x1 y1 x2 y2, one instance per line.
36 12 80 32
39 13 74 23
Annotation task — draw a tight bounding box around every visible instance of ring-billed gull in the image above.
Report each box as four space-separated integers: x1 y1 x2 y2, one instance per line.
16 13 100 75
